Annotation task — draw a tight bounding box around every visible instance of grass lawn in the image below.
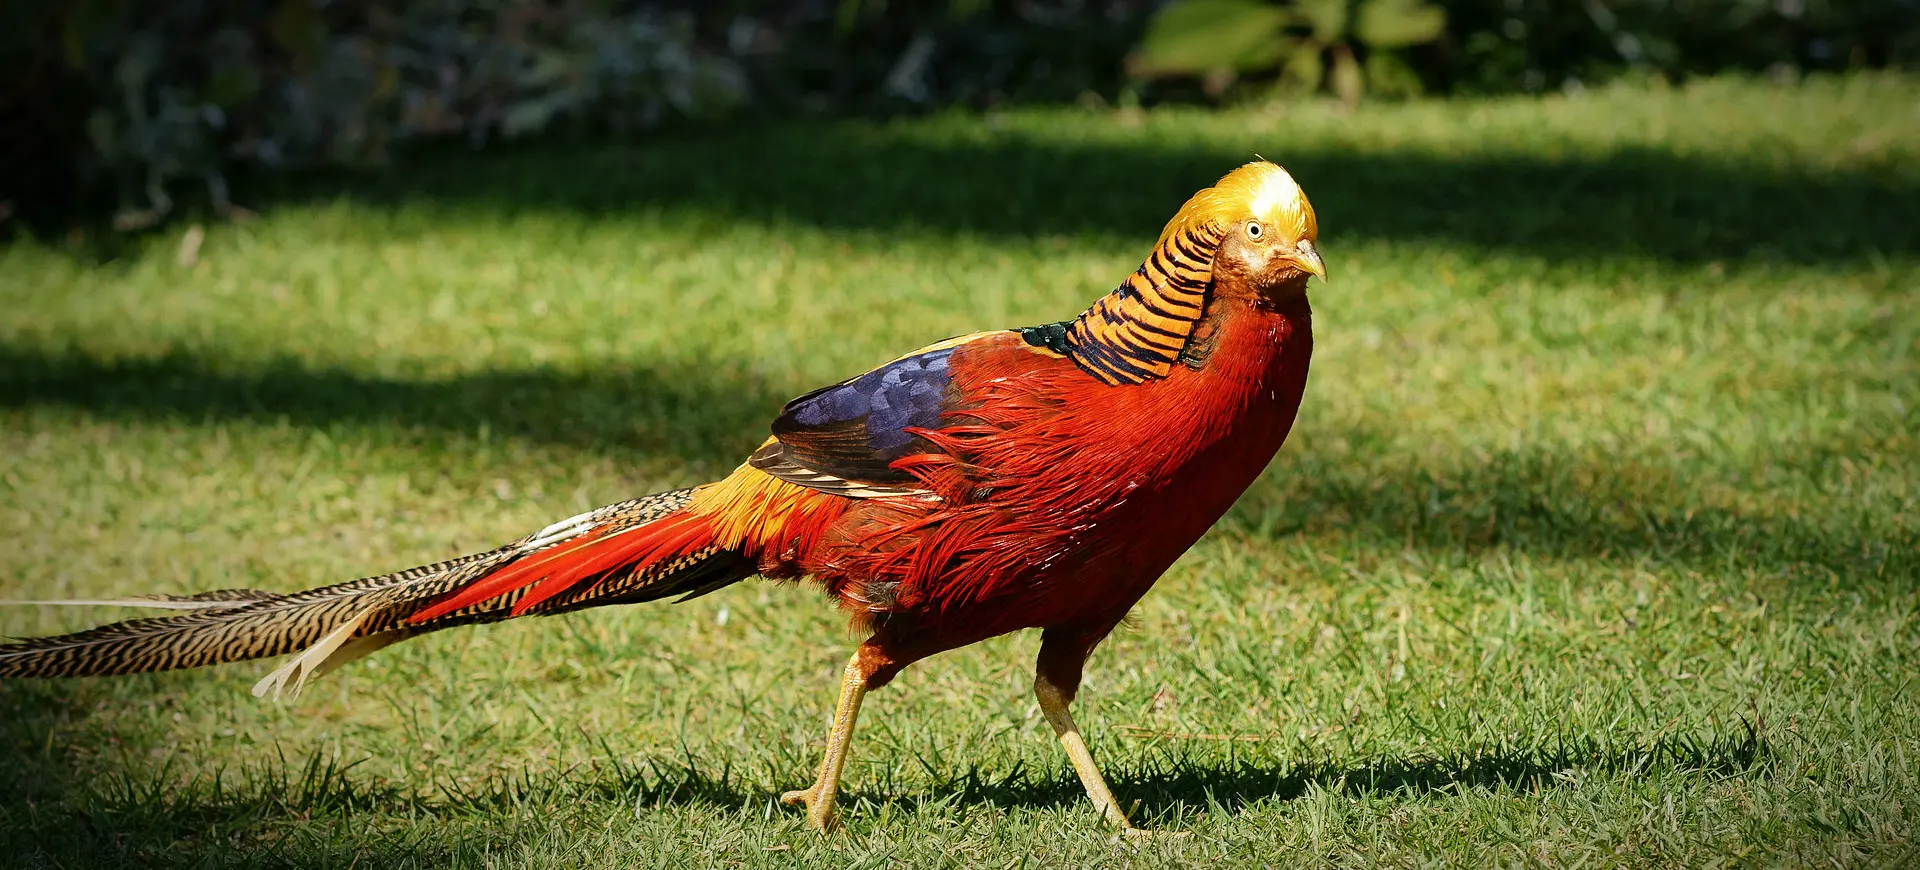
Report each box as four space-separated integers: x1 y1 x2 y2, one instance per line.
2 75 1917 867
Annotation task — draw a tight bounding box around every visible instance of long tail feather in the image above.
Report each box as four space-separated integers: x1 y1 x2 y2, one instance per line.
0 487 753 687
2 590 278 611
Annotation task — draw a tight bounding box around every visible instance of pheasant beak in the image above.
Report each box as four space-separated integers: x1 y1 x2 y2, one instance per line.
1292 240 1328 282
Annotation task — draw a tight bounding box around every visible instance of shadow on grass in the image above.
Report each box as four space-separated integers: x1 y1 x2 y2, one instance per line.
0 744 499 867
0 347 788 469
1231 446 1915 585
282 122 1919 268
0 719 1768 865
907 724 1771 824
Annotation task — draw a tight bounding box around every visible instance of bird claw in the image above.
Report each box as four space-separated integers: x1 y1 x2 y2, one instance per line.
780 785 839 832
1118 826 1192 842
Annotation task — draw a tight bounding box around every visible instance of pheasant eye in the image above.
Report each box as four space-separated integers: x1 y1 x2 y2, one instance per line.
1246 221 1263 240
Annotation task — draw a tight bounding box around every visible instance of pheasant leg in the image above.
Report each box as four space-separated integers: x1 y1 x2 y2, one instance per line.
1035 670 1140 832
1035 623 1185 837
781 648 874 831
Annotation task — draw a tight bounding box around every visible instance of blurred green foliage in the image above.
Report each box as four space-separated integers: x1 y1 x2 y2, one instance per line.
18 0 749 230
1442 0 1920 94
1130 0 1448 102
2 0 1914 229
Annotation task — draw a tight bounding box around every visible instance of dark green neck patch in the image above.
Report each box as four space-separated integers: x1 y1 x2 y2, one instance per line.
1018 321 1073 355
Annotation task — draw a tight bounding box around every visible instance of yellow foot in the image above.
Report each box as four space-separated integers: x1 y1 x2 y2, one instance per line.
1114 805 1190 841
780 785 839 832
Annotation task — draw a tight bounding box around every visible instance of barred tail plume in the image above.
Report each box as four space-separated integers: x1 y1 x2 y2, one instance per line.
0 487 751 696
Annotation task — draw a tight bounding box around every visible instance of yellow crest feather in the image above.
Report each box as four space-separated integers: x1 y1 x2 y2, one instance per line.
1158 161 1317 248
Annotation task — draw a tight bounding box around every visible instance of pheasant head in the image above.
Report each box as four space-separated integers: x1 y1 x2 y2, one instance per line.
1061 161 1324 385
1164 161 1325 294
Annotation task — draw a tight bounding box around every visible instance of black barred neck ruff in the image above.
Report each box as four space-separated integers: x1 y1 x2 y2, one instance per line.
1061 221 1226 385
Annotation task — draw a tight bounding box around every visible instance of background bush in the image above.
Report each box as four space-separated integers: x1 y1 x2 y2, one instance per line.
3 0 1916 229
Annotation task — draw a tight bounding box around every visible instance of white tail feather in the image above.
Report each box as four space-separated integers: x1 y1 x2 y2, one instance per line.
311 632 411 680
2 598 255 611
251 609 374 700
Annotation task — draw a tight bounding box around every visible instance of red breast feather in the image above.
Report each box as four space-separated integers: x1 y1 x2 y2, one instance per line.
810 302 1310 635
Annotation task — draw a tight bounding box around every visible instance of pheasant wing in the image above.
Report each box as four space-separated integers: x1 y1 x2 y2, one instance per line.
750 333 993 498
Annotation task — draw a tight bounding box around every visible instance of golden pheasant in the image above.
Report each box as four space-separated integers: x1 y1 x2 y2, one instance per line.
1 161 1325 834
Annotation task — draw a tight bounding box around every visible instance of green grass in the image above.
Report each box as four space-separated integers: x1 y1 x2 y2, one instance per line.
2 74 1917 867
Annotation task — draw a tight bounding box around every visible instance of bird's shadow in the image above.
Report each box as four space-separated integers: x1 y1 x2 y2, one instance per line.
809 723 1772 826
0 723 1769 864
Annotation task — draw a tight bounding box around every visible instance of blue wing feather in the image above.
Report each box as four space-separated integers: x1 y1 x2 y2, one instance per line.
756 338 976 487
